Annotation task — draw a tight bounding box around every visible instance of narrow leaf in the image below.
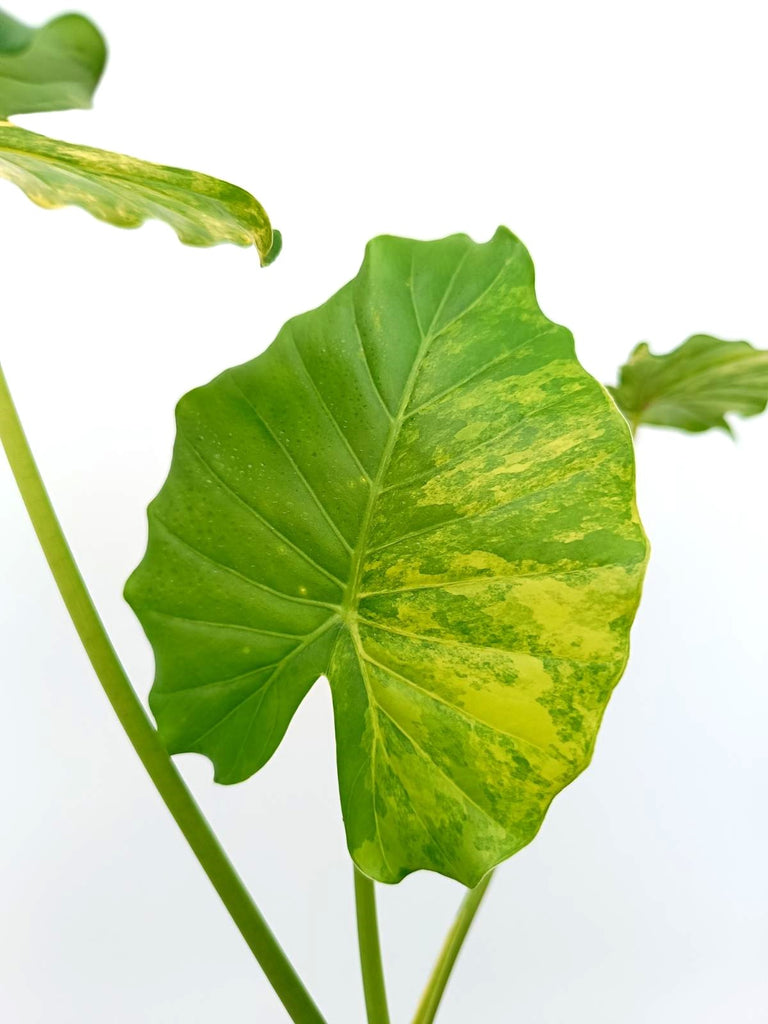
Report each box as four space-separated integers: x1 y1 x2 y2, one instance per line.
0 124 280 262
609 335 768 434
0 11 106 118
126 228 649 886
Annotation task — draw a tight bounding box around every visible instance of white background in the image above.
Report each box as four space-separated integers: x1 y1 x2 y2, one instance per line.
1 1 766 1021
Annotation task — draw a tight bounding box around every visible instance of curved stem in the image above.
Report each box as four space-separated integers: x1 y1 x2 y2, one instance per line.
0 363 326 1024
412 871 493 1024
354 866 391 1024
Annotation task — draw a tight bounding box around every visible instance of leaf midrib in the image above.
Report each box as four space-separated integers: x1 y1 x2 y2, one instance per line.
327 252 474 867
340 248 473 623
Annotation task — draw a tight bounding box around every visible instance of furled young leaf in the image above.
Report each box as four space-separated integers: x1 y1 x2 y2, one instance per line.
609 335 768 435
126 228 649 886
0 11 106 118
0 124 280 262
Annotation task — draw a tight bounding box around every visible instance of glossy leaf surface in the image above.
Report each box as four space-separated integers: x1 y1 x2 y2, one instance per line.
0 11 106 118
126 228 648 885
609 335 768 435
0 124 280 261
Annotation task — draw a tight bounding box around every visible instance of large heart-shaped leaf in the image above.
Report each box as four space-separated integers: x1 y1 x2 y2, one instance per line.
0 124 280 262
126 228 649 886
609 335 768 435
0 11 106 118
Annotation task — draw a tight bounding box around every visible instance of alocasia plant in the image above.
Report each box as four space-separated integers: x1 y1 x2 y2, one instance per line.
125 228 648 888
1 8 766 1024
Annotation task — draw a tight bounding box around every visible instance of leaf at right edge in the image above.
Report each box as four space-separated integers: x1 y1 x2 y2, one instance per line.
0 124 279 263
608 335 768 435
126 227 649 887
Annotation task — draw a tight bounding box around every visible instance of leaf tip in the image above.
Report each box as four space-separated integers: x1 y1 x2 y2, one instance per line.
261 227 282 266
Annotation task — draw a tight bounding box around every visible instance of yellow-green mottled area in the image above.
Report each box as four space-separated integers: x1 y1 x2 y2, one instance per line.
0 125 277 262
126 228 649 886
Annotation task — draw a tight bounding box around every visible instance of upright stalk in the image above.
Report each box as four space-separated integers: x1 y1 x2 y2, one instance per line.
411 872 493 1024
0 363 326 1024
354 866 391 1024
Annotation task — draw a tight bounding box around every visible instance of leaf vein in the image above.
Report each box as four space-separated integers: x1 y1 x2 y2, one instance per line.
403 325 560 422
351 305 394 420
367 464 596 556
372 694 509 831
228 375 354 551
144 609 302 640
179 432 345 590
182 617 340 748
359 647 555 760
287 331 375 482
150 514 340 611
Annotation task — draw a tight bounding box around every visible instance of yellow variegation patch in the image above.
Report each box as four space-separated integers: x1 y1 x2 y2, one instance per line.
126 228 649 886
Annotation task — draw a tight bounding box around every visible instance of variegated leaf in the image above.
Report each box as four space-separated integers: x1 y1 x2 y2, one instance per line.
0 124 280 263
126 228 648 885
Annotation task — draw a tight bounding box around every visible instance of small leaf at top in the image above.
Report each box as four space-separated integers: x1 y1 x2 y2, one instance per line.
0 10 106 118
125 228 649 886
0 124 279 262
609 335 768 435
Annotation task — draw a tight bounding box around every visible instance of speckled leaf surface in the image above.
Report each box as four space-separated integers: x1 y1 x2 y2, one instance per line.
609 335 768 435
0 124 280 261
126 228 649 886
0 11 106 118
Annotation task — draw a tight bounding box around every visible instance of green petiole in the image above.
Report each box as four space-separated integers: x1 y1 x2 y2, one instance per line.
0 362 326 1024
412 872 493 1024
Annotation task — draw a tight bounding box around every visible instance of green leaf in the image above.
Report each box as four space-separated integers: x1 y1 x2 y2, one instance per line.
0 10 33 51
0 124 280 262
609 335 768 435
0 11 106 118
0 11 279 260
125 228 649 886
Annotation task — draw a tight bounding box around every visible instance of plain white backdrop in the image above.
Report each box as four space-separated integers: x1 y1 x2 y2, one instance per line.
1 1 766 1021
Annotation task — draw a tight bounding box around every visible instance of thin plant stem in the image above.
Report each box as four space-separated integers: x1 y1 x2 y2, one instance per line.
411 871 493 1024
354 866 391 1024
0 362 327 1024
